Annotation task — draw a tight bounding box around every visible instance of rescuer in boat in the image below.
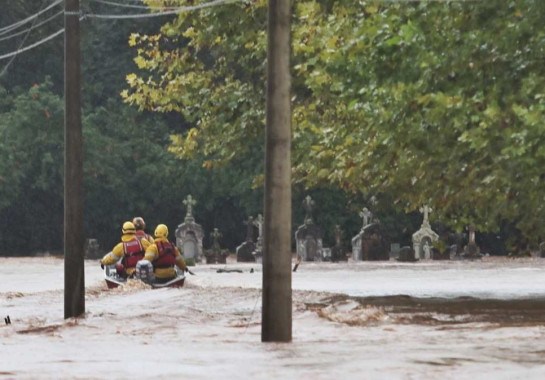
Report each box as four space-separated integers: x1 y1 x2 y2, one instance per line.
136 224 188 284
100 221 151 278
132 216 154 243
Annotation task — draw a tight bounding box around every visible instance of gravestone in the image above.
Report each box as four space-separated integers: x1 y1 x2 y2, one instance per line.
322 248 332 261
236 216 257 262
447 232 466 257
412 205 439 260
85 238 102 259
295 196 324 261
463 225 481 259
351 207 373 261
360 222 390 261
175 194 204 265
396 246 418 262
539 242 545 258
252 214 264 263
389 243 401 259
205 228 229 264
351 207 389 261
331 225 347 262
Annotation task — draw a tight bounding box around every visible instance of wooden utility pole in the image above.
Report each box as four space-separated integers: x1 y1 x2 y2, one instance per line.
262 0 292 342
64 0 85 319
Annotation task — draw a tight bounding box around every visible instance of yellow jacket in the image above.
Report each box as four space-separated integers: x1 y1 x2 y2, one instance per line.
101 234 151 275
144 237 187 279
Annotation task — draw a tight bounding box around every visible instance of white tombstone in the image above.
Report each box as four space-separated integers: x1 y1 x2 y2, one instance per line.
351 207 373 261
412 205 439 260
351 233 363 261
175 195 204 264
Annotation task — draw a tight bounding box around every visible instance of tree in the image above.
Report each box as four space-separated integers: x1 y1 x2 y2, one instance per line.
123 0 545 245
0 81 64 253
0 1 270 255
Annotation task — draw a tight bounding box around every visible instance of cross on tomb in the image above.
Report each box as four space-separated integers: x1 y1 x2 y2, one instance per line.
183 195 197 218
419 205 432 227
359 207 373 228
244 216 255 242
253 214 264 240
302 195 315 224
468 225 476 244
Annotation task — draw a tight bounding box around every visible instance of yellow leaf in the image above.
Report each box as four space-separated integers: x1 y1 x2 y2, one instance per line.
126 73 137 85
366 5 378 14
317 169 330 179
128 33 139 47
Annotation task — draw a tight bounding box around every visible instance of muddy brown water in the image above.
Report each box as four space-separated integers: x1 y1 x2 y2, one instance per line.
320 294 545 326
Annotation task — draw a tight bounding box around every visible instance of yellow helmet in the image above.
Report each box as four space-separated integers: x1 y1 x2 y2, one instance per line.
132 217 145 230
154 224 168 238
122 221 136 234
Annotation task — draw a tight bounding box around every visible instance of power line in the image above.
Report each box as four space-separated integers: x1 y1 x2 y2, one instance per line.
85 0 242 19
0 0 239 64
89 0 180 10
0 10 63 43
0 0 480 66
0 28 64 62
0 0 62 36
0 0 54 77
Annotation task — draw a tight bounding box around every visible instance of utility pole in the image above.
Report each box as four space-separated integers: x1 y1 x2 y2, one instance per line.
262 0 292 342
64 0 85 319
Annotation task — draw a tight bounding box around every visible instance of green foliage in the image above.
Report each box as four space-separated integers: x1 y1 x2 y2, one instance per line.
4 0 545 255
0 80 64 252
123 0 268 169
123 0 545 244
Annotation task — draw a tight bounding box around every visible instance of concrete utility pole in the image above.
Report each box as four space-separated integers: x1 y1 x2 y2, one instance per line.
262 0 292 342
64 0 85 319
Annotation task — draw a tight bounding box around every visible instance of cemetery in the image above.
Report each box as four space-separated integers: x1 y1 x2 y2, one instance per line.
159 194 527 266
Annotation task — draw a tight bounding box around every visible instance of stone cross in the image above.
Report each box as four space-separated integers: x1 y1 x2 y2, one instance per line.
359 207 372 228
468 225 476 244
253 214 264 241
334 225 343 246
244 216 255 242
419 205 432 227
211 228 222 250
183 195 197 219
303 195 315 224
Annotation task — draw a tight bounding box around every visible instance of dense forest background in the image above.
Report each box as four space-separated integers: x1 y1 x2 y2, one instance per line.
1 0 544 256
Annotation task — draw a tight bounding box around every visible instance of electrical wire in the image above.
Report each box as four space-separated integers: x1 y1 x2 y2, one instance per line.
85 0 243 19
0 13 87 63
0 28 64 62
0 0 56 77
89 0 180 10
0 0 481 67
0 0 63 36
0 0 237 65
83 0 482 21
0 10 63 43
